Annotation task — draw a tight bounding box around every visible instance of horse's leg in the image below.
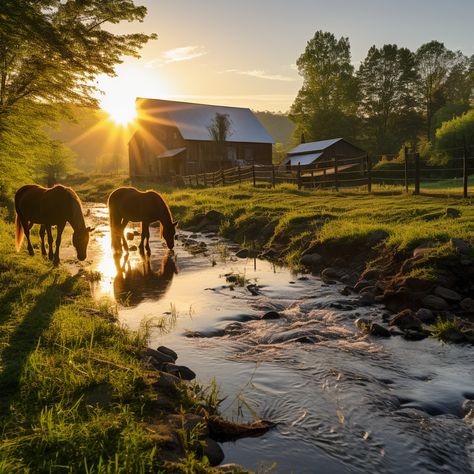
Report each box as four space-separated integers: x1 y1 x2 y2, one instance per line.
46 225 54 260
120 219 129 252
53 221 66 266
144 223 151 256
39 225 47 256
139 221 146 255
20 217 34 256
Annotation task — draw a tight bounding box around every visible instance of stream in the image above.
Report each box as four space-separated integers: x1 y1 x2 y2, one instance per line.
67 204 474 474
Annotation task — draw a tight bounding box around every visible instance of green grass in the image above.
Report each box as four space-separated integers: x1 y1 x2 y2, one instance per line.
431 317 463 341
154 183 474 266
0 219 219 473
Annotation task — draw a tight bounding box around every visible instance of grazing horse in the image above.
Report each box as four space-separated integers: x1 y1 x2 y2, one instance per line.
108 187 177 255
15 184 93 265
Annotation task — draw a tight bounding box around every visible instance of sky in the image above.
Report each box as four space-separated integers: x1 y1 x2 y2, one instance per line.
97 0 474 119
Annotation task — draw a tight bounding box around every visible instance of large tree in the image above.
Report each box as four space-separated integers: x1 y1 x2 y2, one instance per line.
0 0 156 119
357 44 421 154
289 31 359 143
415 41 471 140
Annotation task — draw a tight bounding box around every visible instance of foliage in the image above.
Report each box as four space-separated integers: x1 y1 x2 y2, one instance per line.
435 109 474 151
37 139 76 186
289 31 359 143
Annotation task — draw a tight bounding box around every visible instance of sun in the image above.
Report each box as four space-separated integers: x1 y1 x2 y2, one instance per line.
101 98 137 126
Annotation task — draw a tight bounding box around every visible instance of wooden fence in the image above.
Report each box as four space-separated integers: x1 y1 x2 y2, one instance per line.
179 147 473 197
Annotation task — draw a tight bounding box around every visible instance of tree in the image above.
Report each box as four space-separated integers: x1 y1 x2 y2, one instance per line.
434 109 474 158
289 31 359 143
415 41 469 140
357 44 421 154
0 0 156 121
208 113 232 164
37 140 75 187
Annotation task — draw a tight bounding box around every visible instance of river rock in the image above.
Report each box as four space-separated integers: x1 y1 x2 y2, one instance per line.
203 438 225 466
321 267 344 280
262 311 281 320
354 279 372 292
162 363 196 381
144 347 175 366
301 253 322 268
416 308 435 323
404 277 434 292
439 327 467 344
422 294 449 310
157 345 178 361
445 207 461 218
450 238 470 254
389 309 422 330
403 329 429 341
462 399 474 419
354 318 370 331
235 249 249 258
434 286 462 302
460 298 474 313
368 323 391 338
153 371 181 391
207 416 276 442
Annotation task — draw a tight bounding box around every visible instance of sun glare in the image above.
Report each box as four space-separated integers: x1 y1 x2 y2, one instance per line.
102 98 137 126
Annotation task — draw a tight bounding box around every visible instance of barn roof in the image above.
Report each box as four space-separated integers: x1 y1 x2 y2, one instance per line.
284 152 323 166
287 138 343 156
136 98 274 144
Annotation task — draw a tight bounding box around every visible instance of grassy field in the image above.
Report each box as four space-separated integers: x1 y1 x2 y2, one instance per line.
0 217 219 473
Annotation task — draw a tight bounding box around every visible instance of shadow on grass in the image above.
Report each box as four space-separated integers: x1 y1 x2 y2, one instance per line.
0 274 77 415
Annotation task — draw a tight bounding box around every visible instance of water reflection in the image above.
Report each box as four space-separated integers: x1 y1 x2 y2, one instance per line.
113 252 177 306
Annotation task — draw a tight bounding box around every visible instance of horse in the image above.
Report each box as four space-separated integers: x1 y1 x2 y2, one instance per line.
108 187 177 255
15 184 93 265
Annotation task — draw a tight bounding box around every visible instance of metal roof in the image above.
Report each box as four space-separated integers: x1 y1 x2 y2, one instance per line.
283 152 323 166
137 98 274 144
156 147 186 159
287 138 342 155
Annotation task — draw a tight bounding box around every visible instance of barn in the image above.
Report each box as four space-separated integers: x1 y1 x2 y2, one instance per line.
129 98 274 180
283 138 365 170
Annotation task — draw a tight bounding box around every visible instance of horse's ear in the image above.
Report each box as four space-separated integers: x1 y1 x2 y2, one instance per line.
87 226 95 233
173 221 178 227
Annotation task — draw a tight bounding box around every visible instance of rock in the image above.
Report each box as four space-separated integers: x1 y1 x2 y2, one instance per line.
404 277 434 292
389 309 422 330
460 298 474 313
354 318 370 331
321 267 344 280
144 347 175 366
205 210 225 224
361 268 381 280
261 311 281 320
439 327 467 344
445 207 461 218
462 399 474 419
339 286 352 296
207 416 276 442
301 253 322 268
157 345 178 362
162 363 196 381
259 248 277 259
416 308 435 323
354 279 372 292
225 322 244 333
421 294 449 311
434 286 462 302
368 323 391 338
202 438 225 466
450 238 470 254
126 231 135 241
153 371 181 390
246 284 259 296
235 249 249 258
267 329 317 344
403 329 429 341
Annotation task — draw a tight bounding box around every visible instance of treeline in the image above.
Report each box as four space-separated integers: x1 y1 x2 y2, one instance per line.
289 31 474 161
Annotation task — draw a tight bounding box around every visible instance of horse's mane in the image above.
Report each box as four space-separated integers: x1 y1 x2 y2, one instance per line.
147 189 173 235
57 185 85 230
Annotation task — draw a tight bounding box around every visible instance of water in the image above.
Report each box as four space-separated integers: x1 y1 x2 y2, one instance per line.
69 204 474 474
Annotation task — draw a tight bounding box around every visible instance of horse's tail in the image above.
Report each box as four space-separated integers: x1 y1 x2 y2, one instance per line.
15 213 24 251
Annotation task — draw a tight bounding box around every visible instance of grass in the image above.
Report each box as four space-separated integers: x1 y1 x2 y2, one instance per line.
431 317 463 341
0 218 220 473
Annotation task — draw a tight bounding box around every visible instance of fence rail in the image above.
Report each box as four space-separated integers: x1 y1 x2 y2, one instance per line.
177 150 473 197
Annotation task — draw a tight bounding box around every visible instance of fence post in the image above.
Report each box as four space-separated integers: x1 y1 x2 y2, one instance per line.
310 170 314 188
195 173 199 187
203 170 207 187
367 154 372 193
297 162 302 190
211 170 215 187
463 143 469 198
323 168 327 188
252 163 256 187
272 164 276 188
414 152 420 195
334 156 339 192
221 167 225 186
238 165 242 184
404 146 409 193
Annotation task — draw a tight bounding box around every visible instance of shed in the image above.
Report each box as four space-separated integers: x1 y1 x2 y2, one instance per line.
283 138 365 170
129 98 274 180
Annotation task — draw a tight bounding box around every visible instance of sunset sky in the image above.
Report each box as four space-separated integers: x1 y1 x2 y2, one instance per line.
97 0 474 121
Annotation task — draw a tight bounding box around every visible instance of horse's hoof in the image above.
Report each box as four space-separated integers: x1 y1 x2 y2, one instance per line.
28 248 34 256
53 257 60 266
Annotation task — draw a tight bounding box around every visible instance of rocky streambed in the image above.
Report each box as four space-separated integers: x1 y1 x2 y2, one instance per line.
68 204 474 473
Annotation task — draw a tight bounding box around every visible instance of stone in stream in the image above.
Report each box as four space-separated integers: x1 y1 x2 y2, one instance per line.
207 415 276 442
202 438 225 466
161 362 196 381
460 298 474 313
402 329 429 341
321 267 345 281
301 253 323 268
421 294 449 311
434 286 462 302
143 347 175 366
416 308 435 323
354 319 390 337
261 311 281 320
389 309 422 331
157 345 178 362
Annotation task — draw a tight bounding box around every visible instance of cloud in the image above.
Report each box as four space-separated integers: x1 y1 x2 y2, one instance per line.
223 69 296 82
146 46 207 68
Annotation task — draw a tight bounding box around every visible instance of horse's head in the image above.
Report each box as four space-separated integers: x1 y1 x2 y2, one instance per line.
162 221 178 250
73 226 94 261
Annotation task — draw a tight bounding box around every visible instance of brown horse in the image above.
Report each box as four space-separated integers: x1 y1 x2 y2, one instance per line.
108 187 177 255
15 184 93 265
